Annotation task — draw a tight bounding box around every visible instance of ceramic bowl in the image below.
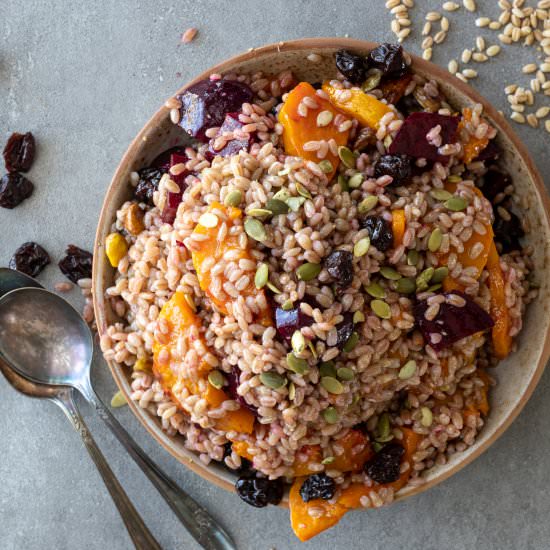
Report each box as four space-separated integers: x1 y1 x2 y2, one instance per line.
93 38 550 503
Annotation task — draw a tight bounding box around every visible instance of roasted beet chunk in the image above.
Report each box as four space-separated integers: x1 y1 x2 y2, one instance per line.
9 242 50 277
360 216 393 252
0 173 34 209
160 152 189 224
368 43 408 78
299 473 336 502
374 154 412 185
335 312 354 348
208 112 253 157
177 79 253 142
150 146 187 172
364 442 405 484
335 50 368 84
414 291 494 351
325 250 354 287
58 245 93 283
3 132 36 172
235 472 284 507
226 366 258 414
493 206 524 253
275 305 313 342
135 167 163 206
389 112 460 163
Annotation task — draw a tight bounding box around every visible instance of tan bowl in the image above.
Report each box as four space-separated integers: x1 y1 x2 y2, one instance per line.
93 38 550 504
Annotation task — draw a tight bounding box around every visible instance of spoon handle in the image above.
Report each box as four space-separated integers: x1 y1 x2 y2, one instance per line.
84 388 235 550
52 390 162 550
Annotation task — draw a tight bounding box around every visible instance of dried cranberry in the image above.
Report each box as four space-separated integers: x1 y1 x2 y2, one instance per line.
58 245 93 283
364 442 405 484
360 216 393 252
325 250 354 288
9 242 50 277
478 168 510 203
389 112 460 163
414 291 494 351
3 132 36 173
335 312 354 348
374 154 412 185
226 367 258 415
275 306 313 342
0 173 34 209
299 473 336 502
335 50 368 84
135 167 163 206
177 79 254 142
235 472 284 507
493 205 524 253
208 112 253 157
368 43 408 78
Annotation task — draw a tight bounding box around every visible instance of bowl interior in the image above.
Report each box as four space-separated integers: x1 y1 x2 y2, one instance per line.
93 38 550 501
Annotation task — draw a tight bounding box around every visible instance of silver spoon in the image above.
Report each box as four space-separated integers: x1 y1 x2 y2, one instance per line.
0 335 161 549
0 282 235 550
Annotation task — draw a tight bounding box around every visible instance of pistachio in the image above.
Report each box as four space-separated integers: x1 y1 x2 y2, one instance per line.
321 376 345 395
224 189 243 207
322 407 340 424
348 173 364 189
353 237 371 257
319 361 337 378
318 160 333 174
379 266 401 280
110 390 127 408
260 371 286 389
398 360 417 380
266 198 289 215
295 181 312 200
254 263 269 289
336 367 355 381
208 370 226 389
428 227 443 252
291 330 306 354
444 196 469 211
337 145 356 169
307 340 318 358
343 332 359 352
371 299 391 319
244 217 267 242
358 195 379 214
365 281 387 299
296 262 322 281
286 353 309 375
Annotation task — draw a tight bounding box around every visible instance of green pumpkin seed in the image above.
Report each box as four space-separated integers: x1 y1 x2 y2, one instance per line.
431 266 449 284
295 181 312 200
321 456 336 465
272 189 291 201
427 283 442 292
361 69 382 92
398 359 417 380
266 198 289 215
348 173 364 189
198 212 219 228
286 353 309 375
420 406 433 427
291 330 306 354
371 299 391 319
353 310 365 324
430 188 453 201
444 196 469 211
447 175 462 183
372 441 384 452
260 371 286 389
281 299 294 311
288 381 296 401
338 146 356 169
255 263 269 289
336 367 355 381
266 281 281 294
208 370 226 389
407 249 420 266
321 376 345 395
395 277 416 294
428 227 443 252
110 390 127 408
338 174 349 192
244 217 267 241
322 407 340 424
224 189 243 207
247 208 272 218
416 267 435 290
343 332 359 352
319 361 337 378
287 196 306 212
376 412 391 440
317 110 334 127
308 340 318 358
297 262 322 281
365 282 386 299
379 266 401 280
358 195 379 214
353 237 371 257
318 160 333 174
376 433 395 443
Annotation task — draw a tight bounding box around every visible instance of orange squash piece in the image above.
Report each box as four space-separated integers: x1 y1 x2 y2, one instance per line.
332 430 374 472
278 82 350 180
459 108 490 164
392 209 406 248
487 242 512 358
322 81 392 130
292 445 323 476
153 292 254 434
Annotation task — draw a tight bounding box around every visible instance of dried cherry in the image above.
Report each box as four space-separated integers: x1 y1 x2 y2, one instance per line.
368 43 408 78
325 250 354 288
360 216 393 252
58 245 93 283
374 154 413 185
364 442 404 483
335 50 368 84
299 473 336 502
9 242 50 277
235 472 284 507
3 132 36 172
0 173 34 209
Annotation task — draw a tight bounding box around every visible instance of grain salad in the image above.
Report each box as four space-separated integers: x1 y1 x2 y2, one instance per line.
100 43 536 541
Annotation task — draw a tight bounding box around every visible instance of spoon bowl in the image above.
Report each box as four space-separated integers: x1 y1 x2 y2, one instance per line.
0 267 43 297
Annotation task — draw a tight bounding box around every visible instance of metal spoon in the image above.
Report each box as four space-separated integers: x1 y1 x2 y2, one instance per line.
0 283 235 550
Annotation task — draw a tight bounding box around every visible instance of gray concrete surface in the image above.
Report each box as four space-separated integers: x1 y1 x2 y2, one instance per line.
1 1 549 549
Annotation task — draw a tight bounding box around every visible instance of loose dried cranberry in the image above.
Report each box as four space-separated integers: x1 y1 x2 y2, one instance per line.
9 242 50 277
335 50 368 84
135 167 163 206
493 205 524 253
208 112 253 157
388 112 460 163
235 472 284 507
299 473 336 502
177 79 254 142
368 43 408 78
364 442 405 484
226 366 258 415
360 216 393 252
58 245 93 283
374 154 412 185
325 250 354 288
3 132 36 172
275 306 313 342
414 291 494 351
335 312 354 348
0 173 34 209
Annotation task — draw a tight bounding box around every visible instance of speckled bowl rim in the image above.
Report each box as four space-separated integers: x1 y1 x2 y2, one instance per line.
93 37 550 507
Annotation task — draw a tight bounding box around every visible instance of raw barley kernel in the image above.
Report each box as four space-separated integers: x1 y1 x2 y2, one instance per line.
442 1 459 10
422 22 432 35
499 34 513 44
391 5 408 14
476 36 486 51
473 53 488 62
526 90 534 105
522 63 537 74
398 18 412 26
402 0 414 7
434 30 447 44
476 17 490 27
448 59 459 74
545 120 550 133
526 114 539 128
398 28 411 40
510 112 526 123
530 79 541 92
462 68 478 78
537 71 547 83
455 72 468 82
536 106 550 118
426 11 441 21
541 63 550 73
489 21 502 29
422 36 434 49
391 20 401 34
504 84 517 94
499 10 511 25
463 0 476 12
461 49 472 63
385 0 400 8
511 104 525 112
487 45 501 56
441 17 450 31
423 48 433 60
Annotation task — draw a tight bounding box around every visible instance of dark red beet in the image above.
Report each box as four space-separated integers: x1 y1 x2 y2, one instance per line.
160 152 190 224
177 79 253 142
275 306 313 342
3 132 36 172
226 367 258 414
150 146 187 172
389 112 460 163
208 112 253 157
414 291 494 351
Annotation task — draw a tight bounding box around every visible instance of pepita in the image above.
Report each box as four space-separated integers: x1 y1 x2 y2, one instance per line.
336 367 355 381
281 299 294 311
255 263 269 289
376 413 391 440
426 282 442 292
224 189 243 207
319 361 337 378
353 310 365 324
295 181 313 199
338 174 349 192
288 381 296 400
266 281 282 294
286 352 309 375
246 208 272 218
244 217 267 242
198 212 219 228
110 390 127 408
371 299 392 319
318 160 333 174
296 262 322 281
444 196 469 211
208 370 226 389
361 69 383 92
307 340 318 358
379 266 401 280
343 332 359 352
321 376 345 395
348 173 364 189
431 266 449 283
353 237 371 257
365 281 387 299
266 198 289 215
272 189 291 201
338 145 356 169
416 267 435 290
358 195 379 214
430 188 453 201
420 406 433 427
407 249 420 266
395 277 416 294
260 371 286 389
322 406 340 424
447 175 462 183
291 330 306 354
428 227 443 252
398 359 417 379
287 196 306 212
